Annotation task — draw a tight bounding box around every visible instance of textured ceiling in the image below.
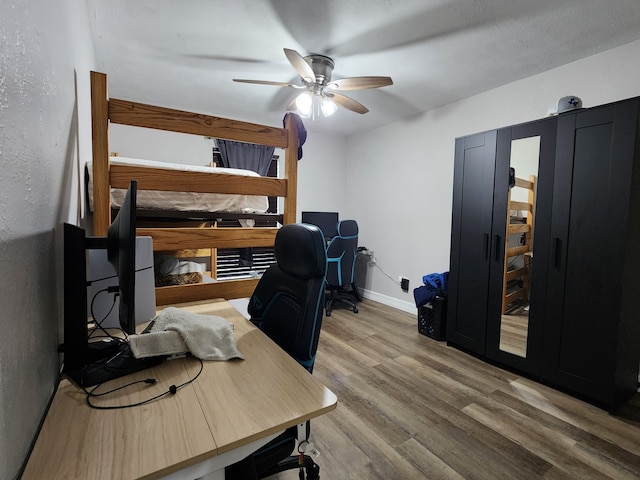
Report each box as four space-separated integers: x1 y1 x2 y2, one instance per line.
87 0 640 136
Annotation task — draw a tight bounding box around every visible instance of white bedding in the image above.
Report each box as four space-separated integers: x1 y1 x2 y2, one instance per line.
87 156 268 214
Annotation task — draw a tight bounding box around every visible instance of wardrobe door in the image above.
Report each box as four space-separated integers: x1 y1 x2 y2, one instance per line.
447 131 497 354
543 98 640 409
485 118 556 376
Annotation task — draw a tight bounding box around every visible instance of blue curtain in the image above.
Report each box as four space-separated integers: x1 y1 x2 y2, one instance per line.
217 140 275 175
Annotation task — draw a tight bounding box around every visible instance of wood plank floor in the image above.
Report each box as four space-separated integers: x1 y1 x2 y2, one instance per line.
499 312 529 358
272 299 640 479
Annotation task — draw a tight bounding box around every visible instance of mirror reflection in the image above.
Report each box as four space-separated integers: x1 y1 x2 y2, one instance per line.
499 136 540 358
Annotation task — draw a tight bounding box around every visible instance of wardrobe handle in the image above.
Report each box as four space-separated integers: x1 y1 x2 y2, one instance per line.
552 237 562 268
483 233 490 260
493 234 502 262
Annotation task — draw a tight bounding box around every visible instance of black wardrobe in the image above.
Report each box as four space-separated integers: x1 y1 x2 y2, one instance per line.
448 96 640 411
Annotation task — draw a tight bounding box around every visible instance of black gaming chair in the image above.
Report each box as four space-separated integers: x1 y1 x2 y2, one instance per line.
225 223 328 480
325 219 361 317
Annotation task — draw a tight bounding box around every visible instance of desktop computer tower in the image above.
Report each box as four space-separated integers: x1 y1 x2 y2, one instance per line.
86 236 156 330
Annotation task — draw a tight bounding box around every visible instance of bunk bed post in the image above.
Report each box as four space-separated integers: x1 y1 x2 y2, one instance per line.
90 71 111 236
283 114 299 225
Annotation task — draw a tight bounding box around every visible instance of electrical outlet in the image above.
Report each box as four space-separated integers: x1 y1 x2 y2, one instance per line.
400 277 409 292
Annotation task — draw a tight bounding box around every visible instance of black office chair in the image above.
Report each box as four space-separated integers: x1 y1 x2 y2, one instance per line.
225 223 328 480
325 219 362 317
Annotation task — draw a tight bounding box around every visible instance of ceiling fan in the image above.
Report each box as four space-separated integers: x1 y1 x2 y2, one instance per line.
233 48 393 117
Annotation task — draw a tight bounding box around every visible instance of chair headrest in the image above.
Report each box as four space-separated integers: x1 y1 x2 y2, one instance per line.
337 219 358 237
275 224 327 279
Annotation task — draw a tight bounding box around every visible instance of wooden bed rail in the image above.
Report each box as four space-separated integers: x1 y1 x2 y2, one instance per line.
155 278 260 305
110 164 288 197
108 98 289 147
137 227 278 251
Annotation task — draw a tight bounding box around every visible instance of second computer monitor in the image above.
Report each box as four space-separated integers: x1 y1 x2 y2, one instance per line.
301 211 339 240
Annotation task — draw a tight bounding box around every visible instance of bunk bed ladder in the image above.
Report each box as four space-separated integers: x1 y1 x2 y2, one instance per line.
501 175 536 315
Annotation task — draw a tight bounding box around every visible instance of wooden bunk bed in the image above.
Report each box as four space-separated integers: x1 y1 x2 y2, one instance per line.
501 174 536 315
90 71 300 305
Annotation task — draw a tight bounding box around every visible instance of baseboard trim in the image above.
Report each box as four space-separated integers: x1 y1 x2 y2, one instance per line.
360 289 416 315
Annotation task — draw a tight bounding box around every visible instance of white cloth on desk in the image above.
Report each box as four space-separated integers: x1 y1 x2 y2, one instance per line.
129 307 245 361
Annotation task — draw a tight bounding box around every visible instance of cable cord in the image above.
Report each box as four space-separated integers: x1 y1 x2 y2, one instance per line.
86 265 153 340
370 255 401 286
88 288 126 342
84 357 204 410
87 265 153 285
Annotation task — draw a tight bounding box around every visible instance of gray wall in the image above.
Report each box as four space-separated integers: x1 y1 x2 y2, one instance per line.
0 1 94 478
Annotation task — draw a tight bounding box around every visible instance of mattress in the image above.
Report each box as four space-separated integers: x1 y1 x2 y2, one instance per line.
87 157 268 213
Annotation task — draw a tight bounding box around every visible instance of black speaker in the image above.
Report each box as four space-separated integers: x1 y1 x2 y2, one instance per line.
418 296 447 341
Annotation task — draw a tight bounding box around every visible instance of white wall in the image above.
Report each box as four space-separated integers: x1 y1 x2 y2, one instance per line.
347 39 640 313
295 130 348 217
109 124 217 166
0 1 95 478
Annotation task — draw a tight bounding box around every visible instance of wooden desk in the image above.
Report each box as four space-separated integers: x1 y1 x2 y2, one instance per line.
22 300 337 480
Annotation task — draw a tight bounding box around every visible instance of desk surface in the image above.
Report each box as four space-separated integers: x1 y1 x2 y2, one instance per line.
22 300 337 480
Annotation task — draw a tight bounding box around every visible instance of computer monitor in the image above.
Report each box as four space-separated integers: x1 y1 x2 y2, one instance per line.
107 180 137 335
62 181 163 386
301 211 339 240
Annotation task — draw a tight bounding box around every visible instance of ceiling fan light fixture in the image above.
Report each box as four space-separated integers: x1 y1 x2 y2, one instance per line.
321 97 337 117
295 92 313 117
234 48 393 117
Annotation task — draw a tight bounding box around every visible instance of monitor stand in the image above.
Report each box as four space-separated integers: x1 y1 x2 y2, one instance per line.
66 343 165 387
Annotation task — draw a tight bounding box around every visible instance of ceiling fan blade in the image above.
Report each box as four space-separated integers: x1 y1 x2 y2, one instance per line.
329 93 369 114
233 79 303 88
286 97 298 111
328 76 393 91
283 48 315 82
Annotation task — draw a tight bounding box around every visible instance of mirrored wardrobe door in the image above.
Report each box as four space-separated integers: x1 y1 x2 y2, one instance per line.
499 136 540 358
486 118 557 376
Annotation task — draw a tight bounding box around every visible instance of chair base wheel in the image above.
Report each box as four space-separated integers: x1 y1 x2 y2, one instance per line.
306 462 320 479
